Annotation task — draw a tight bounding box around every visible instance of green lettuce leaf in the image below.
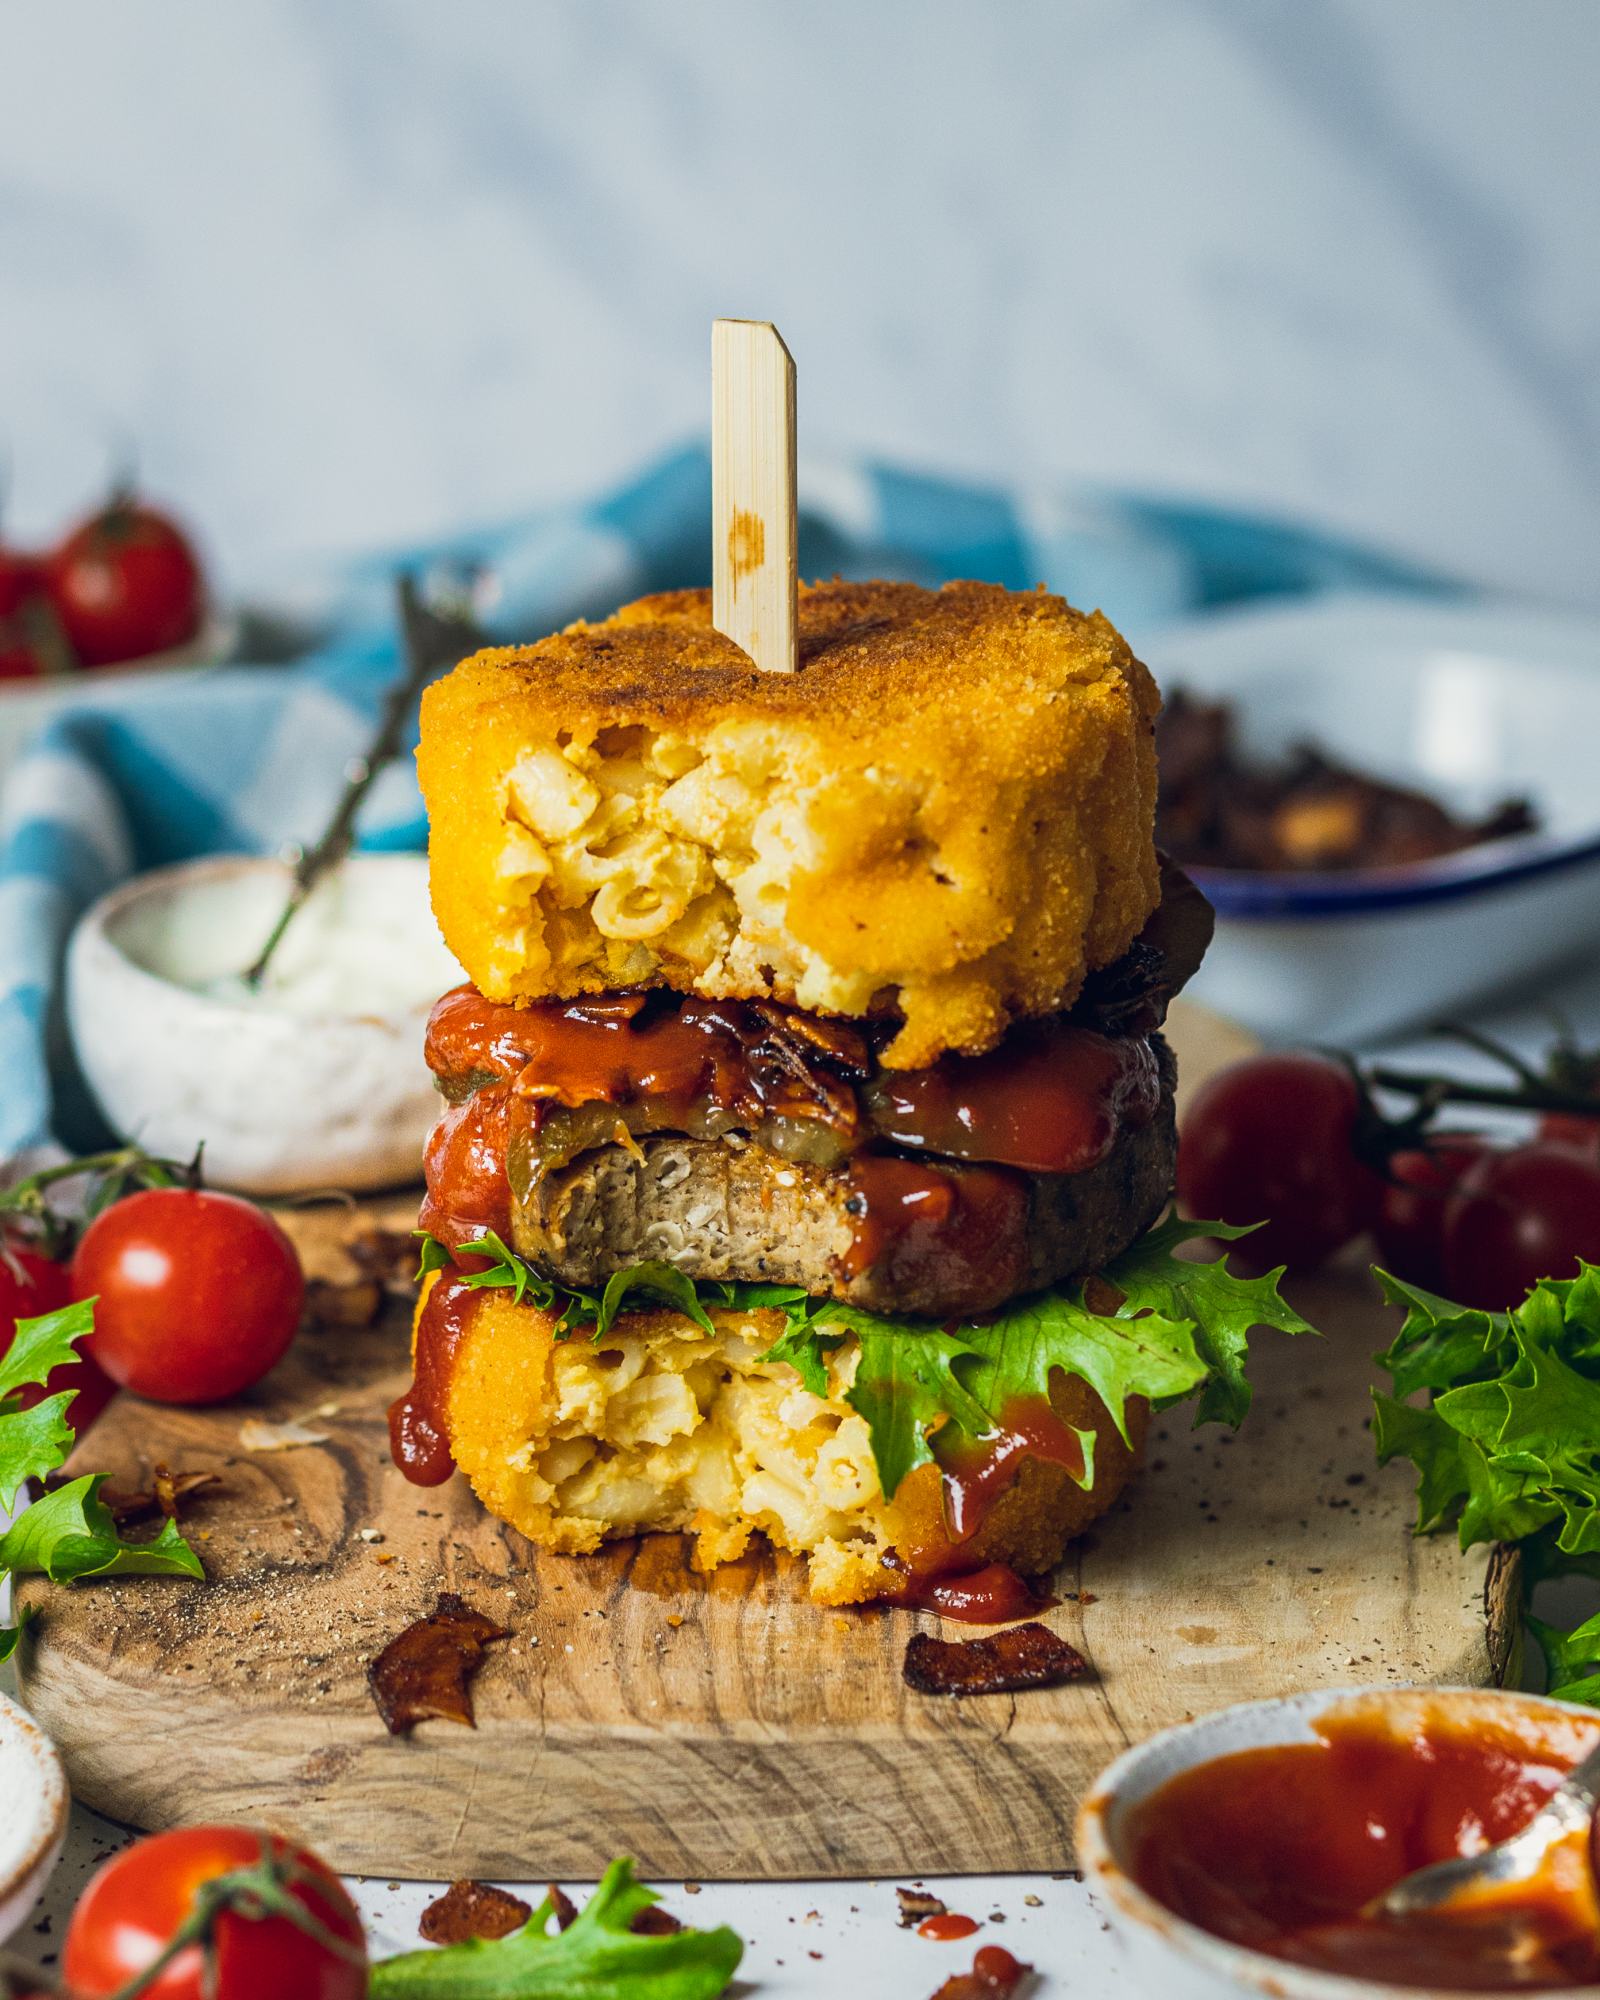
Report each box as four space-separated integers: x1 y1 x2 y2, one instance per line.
414 1232 797 1343
411 1222 1309 1505
0 1391 77 1513
0 1298 95 1404
767 1220 1307 1501
1106 1217 1313 1424
0 1474 204 1582
1374 1263 1600 1555
1373 1259 1600 1709
1527 1607 1600 1704
0 1610 28 1664
0 1300 97 1507
369 1857 742 1999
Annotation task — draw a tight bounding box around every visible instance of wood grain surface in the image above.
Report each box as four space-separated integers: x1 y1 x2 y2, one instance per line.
13 1004 1511 1879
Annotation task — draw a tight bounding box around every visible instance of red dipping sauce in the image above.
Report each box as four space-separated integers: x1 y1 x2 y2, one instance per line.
1125 1698 1600 1990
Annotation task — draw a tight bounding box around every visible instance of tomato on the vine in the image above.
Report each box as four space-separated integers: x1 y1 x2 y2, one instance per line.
71 1188 304 1404
45 493 204 666
1441 1142 1600 1311
63 1826 367 2000
1177 1052 1383 1272
1372 1136 1491 1294
0 1238 116 1429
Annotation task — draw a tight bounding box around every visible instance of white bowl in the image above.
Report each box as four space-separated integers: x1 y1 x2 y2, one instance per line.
0 1690 67 1948
1147 597 1600 1044
1078 1684 1600 2000
67 852 460 1194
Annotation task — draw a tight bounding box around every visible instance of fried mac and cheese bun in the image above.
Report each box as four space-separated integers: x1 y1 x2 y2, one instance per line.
419 579 1160 1070
428 1286 1144 1608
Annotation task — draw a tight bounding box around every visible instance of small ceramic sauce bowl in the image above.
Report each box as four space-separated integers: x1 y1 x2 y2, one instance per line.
1078 1685 1600 2000
0 1689 68 1948
67 852 461 1195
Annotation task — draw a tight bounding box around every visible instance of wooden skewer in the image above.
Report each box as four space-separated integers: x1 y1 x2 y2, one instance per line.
711 318 798 674
243 575 481 988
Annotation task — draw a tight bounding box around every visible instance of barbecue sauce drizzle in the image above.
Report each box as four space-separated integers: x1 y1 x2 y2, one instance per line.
389 1273 481 1486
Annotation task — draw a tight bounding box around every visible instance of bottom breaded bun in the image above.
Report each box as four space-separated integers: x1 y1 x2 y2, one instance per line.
427 1283 1145 1607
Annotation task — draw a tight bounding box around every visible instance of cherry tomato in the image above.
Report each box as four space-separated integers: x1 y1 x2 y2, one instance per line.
0 544 44 680
1372 1136 1492 1293
1177 1052 1382 1272
71 1188 304 1403
1442 1142 1600 1310
64 1826 367 2000
45 494 204 666
0 1239 117 1429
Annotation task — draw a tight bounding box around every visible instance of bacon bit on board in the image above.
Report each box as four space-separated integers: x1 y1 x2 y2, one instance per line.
896 1888 948 1929
630 1906 685 1936
903 1622 1088 1698
305 1276 385 1328
102 1465 219 1530
418 1879 533 1944
928 1943 1033 1999
367 1591 510 1734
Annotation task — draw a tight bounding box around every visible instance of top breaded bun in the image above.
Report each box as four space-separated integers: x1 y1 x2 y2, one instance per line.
418 579 1160 1069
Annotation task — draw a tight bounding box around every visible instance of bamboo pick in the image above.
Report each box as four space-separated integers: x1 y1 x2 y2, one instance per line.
711 319 798 674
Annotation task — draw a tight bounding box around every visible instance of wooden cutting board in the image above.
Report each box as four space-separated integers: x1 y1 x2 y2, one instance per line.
13 1004 1514 1880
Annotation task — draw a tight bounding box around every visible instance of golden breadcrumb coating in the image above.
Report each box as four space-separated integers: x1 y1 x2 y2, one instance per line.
436 1287 1143 1607
419 579 1160 1069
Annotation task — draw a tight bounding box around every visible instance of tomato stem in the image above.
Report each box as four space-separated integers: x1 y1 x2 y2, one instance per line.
103 1846 365 2000
1369 1067 1600 1117
0 1146 196 1260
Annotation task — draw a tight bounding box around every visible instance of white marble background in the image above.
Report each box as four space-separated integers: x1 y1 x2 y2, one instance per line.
1 0 1597 609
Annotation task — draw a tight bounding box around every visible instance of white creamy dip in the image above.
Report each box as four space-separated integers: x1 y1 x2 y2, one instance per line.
67 853 462 1194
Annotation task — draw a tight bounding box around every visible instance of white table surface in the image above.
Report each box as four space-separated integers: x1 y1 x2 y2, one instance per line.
8 966 1600 1996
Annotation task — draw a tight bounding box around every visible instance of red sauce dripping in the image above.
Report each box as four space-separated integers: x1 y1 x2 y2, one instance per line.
1128 1702 1600 1989
881 1395 1082 1621
418 1085 516 1248
898 1563 1054 1625
936 1395 1087 1542
388 1275 484 1486
843 1153 1029 1314
427 984 864 1134
424 983 1154 1177
918 1912 980 1941
865 1019 1160 1173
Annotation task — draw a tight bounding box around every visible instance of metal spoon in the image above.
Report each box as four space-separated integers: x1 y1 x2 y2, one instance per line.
1371 1735 1600 1922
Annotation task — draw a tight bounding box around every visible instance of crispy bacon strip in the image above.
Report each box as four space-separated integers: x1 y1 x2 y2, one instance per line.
367 1591 509 1734
102 1465 220 1530
419 1879 532 1944
896 1888 948 1929
539 1882 679 1937
903 1622 1088 1698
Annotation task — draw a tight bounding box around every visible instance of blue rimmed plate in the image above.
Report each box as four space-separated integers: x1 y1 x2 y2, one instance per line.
1144 596 1600 1044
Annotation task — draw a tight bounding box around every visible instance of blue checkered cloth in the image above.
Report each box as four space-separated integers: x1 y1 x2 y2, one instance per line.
0 443 1447 1159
